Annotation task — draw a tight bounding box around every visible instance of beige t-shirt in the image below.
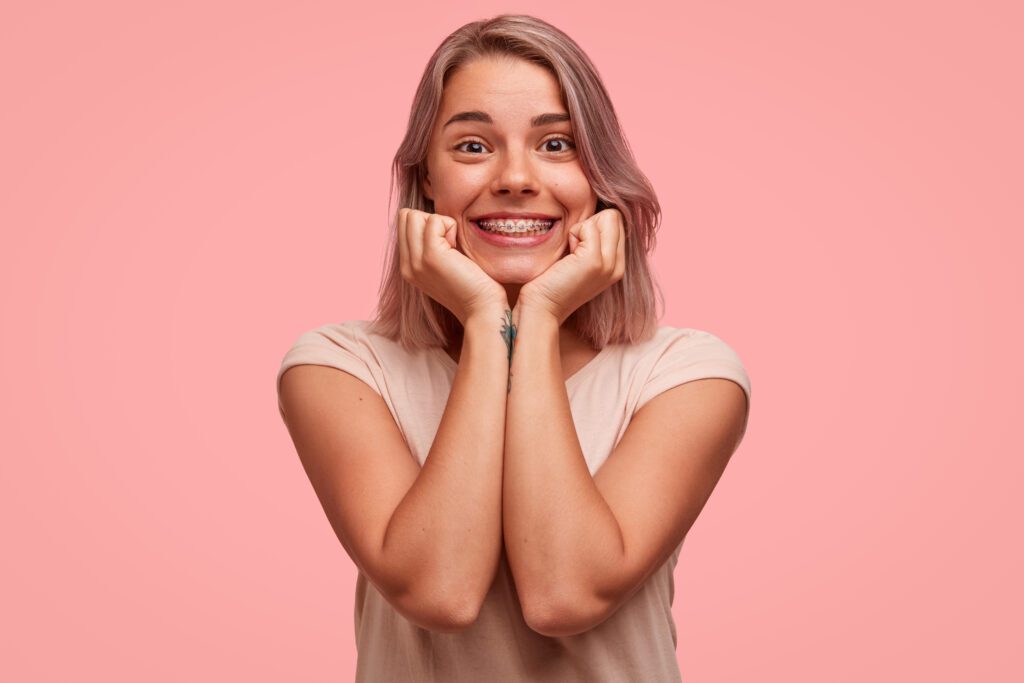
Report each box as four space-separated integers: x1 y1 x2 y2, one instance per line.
276 319 751 682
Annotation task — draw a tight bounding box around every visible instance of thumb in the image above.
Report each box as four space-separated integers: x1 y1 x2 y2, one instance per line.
442 217 457 248
568 224 581 253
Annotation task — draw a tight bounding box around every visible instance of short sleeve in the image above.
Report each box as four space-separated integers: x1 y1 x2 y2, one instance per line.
635 329 752 438
275 323 382 420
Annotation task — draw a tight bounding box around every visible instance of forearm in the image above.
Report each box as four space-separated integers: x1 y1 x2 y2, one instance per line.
503 303 624 617
383 306 511 620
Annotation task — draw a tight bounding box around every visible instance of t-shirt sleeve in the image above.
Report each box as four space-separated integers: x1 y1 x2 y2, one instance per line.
275 323 382 420
635 329 752 440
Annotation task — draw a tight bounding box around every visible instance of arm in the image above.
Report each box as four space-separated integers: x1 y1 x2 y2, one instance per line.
380 207 513 628
279 306 512 633
503 303 748 637
381 305 513 627
502 302 624 635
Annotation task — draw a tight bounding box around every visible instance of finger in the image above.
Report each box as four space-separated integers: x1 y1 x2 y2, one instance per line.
568 220 586 254
445 216 457 249
435 215 455 250
598 212 618 273
422 214 450 259
580 218 601 265
565 223 581 254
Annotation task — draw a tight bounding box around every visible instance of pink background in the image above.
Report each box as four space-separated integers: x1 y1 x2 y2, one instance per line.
2 1 1021 680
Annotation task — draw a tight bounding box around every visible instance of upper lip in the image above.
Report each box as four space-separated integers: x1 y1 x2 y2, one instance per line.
471 212 559 221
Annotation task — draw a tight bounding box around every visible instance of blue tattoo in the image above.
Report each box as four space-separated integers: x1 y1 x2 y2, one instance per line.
500 309 517 393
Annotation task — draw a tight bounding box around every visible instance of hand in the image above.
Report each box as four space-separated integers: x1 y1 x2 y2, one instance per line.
398 208 509 325
517 208 627 325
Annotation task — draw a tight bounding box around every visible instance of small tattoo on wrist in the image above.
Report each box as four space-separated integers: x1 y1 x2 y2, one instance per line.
500 309 517 393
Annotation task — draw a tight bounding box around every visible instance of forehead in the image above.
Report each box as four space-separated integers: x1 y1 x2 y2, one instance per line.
439 57 564 115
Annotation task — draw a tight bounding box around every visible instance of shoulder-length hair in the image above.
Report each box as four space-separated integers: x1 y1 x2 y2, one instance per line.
369 13 664 350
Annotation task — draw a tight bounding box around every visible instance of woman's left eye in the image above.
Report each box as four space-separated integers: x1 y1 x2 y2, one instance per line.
542 136 576 153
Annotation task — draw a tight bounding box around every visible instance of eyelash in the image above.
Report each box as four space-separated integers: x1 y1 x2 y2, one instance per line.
454 135 576 155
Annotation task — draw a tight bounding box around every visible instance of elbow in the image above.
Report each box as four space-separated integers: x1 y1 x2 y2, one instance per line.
427 559 502 632
427 595 484 633
431 574 490 632
432 581 487 632
378 549 498 633
442 598 484 632
522 592 607 638
392 582 485 634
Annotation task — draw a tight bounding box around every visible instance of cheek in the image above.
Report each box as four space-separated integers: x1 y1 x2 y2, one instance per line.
433 165 489 198
551 172 598 211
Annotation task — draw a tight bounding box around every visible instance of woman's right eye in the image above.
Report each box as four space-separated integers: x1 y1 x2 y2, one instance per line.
454 140 487 154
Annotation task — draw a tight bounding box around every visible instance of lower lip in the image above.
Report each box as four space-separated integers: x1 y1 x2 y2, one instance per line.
470 220 560 248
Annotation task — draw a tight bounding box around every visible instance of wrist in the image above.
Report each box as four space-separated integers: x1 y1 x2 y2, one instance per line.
464 302 513 331
513 297 561 332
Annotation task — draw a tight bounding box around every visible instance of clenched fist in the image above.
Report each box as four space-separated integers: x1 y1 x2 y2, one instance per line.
398 208 510 325
517 208 627 325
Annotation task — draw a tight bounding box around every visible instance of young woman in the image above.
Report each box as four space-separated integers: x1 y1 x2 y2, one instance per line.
276 14 751 682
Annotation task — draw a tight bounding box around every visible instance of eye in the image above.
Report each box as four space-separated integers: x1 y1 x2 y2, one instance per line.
543 136 576 153
454 139 488 154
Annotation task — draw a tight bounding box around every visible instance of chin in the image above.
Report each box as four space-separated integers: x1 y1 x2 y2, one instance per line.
473 254 544 279
491 270 540 286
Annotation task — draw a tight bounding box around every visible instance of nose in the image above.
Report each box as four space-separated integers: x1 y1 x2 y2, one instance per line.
490 148 538 197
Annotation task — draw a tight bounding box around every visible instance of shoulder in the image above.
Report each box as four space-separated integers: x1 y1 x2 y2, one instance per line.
629 324 751 414
278 320 380 368
276 319 448 402
286 319 376 349
652 326 748 367
617 325 748 371
277 319 385 404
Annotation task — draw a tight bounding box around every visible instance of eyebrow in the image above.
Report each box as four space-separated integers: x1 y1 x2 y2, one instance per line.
442 111 571 128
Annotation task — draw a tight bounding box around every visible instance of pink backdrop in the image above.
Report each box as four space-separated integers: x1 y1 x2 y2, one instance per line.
3 1 1021 681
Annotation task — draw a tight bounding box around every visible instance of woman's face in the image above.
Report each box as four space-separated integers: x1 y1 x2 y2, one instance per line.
421 56 599 294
